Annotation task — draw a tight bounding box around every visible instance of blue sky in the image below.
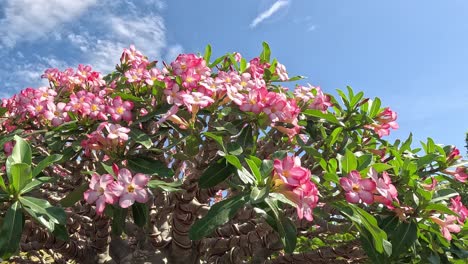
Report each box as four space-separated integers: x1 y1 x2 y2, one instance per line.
1 0 467 151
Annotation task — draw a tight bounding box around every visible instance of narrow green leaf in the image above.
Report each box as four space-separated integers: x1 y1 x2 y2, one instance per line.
199 158 235 188
203 132 225 150
111 207 127 236
189 194 248 240
357 154 373 171
20 177 53 194
203 44 212 63
303 109 341 125
341 149 357 174
0 202 23 259
147 180 182 192
19 196 66 225
128 157 174 178
259 42 271 63
225 155 242 169
32 154 63 177
390 221 417 257
245 158 262 183
431 188 458 203
265 197 297 253
60 182 88 207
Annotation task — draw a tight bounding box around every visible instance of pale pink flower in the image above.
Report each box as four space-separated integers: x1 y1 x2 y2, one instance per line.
369 168 398 207
111 168 150 208
84 173 117 215
275 63 289 81
340 170 376 204
181 92 214 112
430 215 461 241
105 123 131 141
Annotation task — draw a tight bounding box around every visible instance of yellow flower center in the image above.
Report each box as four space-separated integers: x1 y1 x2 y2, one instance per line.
116 107 125 115
127 185 135 193
352 184 360 192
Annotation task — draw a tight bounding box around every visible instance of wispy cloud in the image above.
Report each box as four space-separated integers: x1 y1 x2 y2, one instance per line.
0 0 98 48
250 0 290 28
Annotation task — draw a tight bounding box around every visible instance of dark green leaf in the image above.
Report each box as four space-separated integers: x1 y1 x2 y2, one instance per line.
357 154 373 171
424 204 459 216
132 202 148 227
203 132 225 150
20 196 66 225
60 183 88 207
260 160 274 180
128 157 174 178
52 224 70 241
245 158 261 183
111 207 127 236
431 188 458 203
0 202 23 259
189 194 248 240
199 158 235 188
390 221 417 257
250 186 269 204
265 197 297 253
130 128 153 149
237 125 254 152
227 142 243 155
32 154 63 178
341 149 357 174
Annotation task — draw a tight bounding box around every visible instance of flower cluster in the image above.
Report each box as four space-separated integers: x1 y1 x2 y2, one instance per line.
84 165 150 214
81 122 131 157
271 155 319 221
365 107 399 137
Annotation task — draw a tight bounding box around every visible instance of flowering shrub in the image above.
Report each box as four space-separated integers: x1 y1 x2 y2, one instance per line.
0 43 466 263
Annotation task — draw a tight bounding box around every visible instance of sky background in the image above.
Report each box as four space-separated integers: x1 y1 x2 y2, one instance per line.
1 0 467 152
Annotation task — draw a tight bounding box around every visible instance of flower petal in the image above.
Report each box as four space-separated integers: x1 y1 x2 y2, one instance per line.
119 193 135 208
118 168 132 184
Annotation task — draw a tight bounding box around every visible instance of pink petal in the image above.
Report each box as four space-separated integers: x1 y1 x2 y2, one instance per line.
89 173 100 190
348 171 362 182
340 178 353 192
119 193 136 208
84 190 99 204
446 224 461 233
118 169 132 184
95 197 106 215
100 174 115 187
132 173 149 187
110 182 125 197
360 178 376 191
134 189 149 203
359 190 374 204
345 192 360 203
442 227 452 241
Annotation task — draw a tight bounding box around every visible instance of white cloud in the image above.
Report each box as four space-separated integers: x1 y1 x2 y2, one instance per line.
250 0 290 28
0 0 97 48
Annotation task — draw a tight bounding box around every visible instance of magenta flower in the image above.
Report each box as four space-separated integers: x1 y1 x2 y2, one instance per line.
449 196 468 224
293 181 319 221
111 168 150 208
430 215 461 241
453 167 468 183
369 168 398 207
107 96 134 122
340 170 376 204
84 173 117 215
273 155 310 187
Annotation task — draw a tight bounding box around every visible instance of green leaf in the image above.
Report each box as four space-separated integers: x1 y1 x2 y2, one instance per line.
237 125 254 152
237 167 256 185
0 202 24 259
265 197 297 253
199 158 235 188
431 188 458 203
329 127 343 146
240 58 247 72
20 177 53 194
10 135 32 165
52 224 70 241
226 142 243 155
203 44 212 63
209 55 226 68
225 155 242 169
147 180 182 192
259 42 271 63
185 135 201 156
245 158 262 183
128 157 174 178
303 109 341 125
132 202 148 227
111 207 127 236
189 194 248 240
130 128 153 149
11 163 32 194
32 154 63 177
390 221 417 257
341 149 357 174
19 196 66 225
203 132 225 150
250 186 269 204
60 182 88 207
357 154 373 171
0 174 7 193
424 204 459 216
260 160 274 180
369 98 382 118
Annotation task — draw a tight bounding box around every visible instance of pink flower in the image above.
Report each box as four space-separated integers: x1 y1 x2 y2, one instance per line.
84 173 117 215
111 168 150 208
445 167 468 183
181 92 214 112
293 181 319 221
365 107 398 137
273 155 310 187
105 123 131 141
3 141 14 156
107 96 134 122
447 148 461 163
369 168 398 207
449 196 468 224
430 215 461 241
340 170 376 204
421 177 437 191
